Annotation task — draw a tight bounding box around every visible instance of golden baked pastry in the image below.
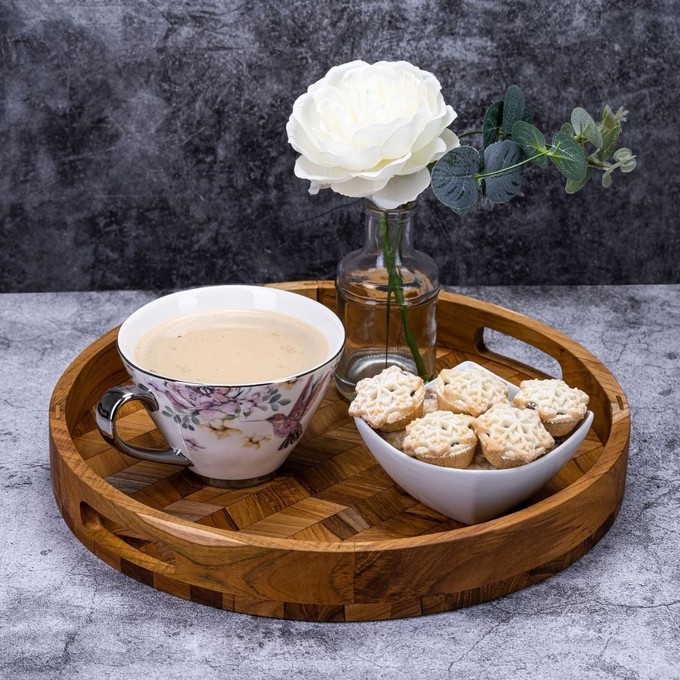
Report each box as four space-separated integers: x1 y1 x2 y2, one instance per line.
349 365 425 432
511 379 589 436
434 365 508 417
472 403 555 469
402 411 477 468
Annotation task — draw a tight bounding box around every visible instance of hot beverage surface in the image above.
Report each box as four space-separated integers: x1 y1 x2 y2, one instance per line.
135 309 328 384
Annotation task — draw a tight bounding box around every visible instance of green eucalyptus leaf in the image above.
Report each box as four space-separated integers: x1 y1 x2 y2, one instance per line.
571 107 596 132
584 126 603 149
614 147 633 162
502 85 525 136
602 171 613 188
597 124 621 161
601 105 618 131
449 202 475 216
431 146 481 213
561 122 575 136
565 167 592 194
483 140 524 203
620 156 637 173
444 186 478 215
522 105 534 123
433 145 481 175
511 121 548 167
550 131 588 182
571 107 603 148
483 99 503 148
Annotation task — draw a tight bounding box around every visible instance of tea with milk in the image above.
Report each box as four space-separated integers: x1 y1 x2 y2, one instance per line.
135 309 328 384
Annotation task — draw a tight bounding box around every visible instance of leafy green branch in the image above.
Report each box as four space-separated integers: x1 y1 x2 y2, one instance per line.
431 85 637 214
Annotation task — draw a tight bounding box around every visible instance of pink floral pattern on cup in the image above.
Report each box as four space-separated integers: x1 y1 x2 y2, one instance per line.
137 369 332 452
147 379 291 428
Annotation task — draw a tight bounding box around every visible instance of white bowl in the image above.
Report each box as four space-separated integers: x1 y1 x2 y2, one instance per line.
354 361 594 525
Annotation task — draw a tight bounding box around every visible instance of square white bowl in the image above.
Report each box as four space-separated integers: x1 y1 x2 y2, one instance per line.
354 361 594 525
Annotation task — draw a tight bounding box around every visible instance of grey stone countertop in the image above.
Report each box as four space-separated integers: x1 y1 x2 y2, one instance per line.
1 285 679 680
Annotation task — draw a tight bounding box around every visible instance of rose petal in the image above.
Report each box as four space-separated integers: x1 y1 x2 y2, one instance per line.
370 169 432 210
329 175 390 198
287 115 329 166
308 60 368 93
294 156 352 182
372 119 426 161
410 105 457 153
320 145 384 172
439 128 460 151
297 153 411 185
400 136 446 174
400 129 458 174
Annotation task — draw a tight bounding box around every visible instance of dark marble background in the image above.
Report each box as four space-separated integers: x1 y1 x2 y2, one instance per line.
1 0 678 293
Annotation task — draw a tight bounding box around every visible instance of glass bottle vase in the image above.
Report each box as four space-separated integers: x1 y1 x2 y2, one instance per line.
335 199 440 401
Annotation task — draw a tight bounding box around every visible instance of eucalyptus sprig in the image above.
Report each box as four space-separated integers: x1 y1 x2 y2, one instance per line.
431 85 637 215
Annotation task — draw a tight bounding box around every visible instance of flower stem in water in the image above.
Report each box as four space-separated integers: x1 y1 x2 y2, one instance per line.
379 211 429 379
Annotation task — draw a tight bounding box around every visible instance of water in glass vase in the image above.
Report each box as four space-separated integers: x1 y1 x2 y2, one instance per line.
334 200 439 401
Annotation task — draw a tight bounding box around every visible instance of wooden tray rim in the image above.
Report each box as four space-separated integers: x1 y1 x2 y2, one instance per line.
49 282 630 554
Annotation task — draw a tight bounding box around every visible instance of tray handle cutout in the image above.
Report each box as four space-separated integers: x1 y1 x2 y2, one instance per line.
483 328 562 379
438 302 597 389
80 502 176 576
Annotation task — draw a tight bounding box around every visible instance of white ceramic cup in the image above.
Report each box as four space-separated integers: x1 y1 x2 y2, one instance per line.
96 285 345 487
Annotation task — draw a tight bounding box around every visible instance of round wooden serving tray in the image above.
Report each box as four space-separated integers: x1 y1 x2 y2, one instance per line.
49 282 630 621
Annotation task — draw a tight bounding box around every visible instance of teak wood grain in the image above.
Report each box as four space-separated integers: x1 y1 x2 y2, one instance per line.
49 282 630 621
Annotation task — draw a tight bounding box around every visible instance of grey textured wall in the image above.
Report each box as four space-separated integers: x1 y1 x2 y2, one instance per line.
1 0 678 293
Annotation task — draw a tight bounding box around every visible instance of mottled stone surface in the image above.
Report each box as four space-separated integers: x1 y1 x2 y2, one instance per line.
1 285 679 679
1 0 678 293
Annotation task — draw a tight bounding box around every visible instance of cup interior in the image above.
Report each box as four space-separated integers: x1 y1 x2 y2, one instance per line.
118 285 345 385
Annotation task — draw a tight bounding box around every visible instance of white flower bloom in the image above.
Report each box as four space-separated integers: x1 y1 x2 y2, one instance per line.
287 60 459 209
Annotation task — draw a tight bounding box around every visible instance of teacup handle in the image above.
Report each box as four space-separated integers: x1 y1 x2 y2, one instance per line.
96 385 192 467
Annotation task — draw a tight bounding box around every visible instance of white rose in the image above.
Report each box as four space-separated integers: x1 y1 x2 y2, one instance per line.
287 60 459 210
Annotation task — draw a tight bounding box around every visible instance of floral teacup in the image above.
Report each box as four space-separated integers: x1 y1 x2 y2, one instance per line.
96 285 345 487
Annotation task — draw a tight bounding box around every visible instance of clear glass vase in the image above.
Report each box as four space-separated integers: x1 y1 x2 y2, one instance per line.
335 199 440 401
